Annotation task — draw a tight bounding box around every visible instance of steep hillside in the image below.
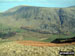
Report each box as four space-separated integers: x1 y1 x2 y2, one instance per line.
0 6 75 34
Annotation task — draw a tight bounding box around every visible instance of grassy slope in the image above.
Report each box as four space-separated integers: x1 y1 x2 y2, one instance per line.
0 22 75 43
43 34 75 42
0 23 75 42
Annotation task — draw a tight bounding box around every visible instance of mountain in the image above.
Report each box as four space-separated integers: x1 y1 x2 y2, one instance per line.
0 6 75 34
69 6 75 8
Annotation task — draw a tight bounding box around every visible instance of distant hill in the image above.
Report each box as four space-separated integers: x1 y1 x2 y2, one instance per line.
69 6 75 8
0 6 75 34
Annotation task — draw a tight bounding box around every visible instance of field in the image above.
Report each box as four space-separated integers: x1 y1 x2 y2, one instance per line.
0 41 75 56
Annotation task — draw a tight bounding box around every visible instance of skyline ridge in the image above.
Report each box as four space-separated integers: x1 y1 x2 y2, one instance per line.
0 0 75 12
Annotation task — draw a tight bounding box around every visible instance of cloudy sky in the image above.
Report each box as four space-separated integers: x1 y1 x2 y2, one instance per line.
0 0 75 12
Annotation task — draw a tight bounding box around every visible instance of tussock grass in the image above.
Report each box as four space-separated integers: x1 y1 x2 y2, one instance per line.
0 42 75 56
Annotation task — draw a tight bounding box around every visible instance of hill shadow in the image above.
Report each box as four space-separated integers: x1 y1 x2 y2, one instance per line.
51 37 75 43
0 32 16 39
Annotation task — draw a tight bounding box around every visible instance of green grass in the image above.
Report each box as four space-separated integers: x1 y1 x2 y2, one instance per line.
0 23 75 42
23 37 41 41
0 40 12 44
43 34 75 42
